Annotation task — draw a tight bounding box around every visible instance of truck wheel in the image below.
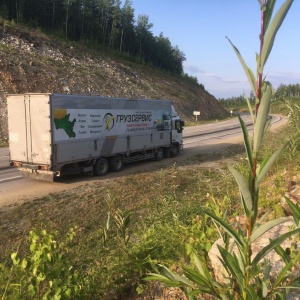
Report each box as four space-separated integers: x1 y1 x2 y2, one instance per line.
171 146 179 157
164 149 171 158
109 155 124 172
93 158 109 176
155 148 164 161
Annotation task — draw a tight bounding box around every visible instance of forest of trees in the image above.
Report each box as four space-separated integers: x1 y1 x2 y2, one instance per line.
0 0 189 76
218 84 300 108
218 92 255 108
274 83 300 99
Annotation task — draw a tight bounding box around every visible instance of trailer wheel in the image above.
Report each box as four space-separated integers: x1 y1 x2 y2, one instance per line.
109 155 124 172
171 145 179 157
93 158 109 176
155 148 164 161
164 148 172 158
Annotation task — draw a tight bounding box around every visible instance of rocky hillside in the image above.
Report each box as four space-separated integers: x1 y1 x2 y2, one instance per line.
0 21 229 144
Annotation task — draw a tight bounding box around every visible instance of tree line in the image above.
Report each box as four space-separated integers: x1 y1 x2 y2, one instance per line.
0 0 188 76
218 84 300 107
218 92 255 108
274 83 300 99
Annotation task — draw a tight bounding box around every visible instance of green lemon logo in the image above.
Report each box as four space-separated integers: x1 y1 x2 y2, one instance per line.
104 113 114 131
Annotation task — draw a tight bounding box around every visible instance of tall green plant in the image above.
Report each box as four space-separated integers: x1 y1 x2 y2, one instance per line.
145 1 300 299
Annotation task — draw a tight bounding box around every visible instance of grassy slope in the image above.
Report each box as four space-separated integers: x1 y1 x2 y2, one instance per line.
0 118 299 298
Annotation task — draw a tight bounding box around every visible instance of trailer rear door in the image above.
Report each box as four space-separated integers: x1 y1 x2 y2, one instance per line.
7 94 52 165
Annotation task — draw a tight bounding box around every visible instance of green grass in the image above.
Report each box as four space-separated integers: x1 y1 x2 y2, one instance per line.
0 123 299 299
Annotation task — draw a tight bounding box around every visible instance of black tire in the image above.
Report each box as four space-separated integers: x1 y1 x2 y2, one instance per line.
171 145 179 157
155 148 164 161
164 149 171 158
93 158 109 176
109 155 124 172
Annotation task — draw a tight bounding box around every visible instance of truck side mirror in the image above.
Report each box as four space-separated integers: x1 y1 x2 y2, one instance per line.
175 119 183 133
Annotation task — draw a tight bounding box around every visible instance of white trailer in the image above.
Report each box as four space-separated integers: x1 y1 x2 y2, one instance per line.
7 93 184 181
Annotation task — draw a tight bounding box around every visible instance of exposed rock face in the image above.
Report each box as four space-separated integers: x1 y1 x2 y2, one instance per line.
0 22 229 144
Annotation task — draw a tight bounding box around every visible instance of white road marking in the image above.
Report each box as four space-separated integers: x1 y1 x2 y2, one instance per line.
0 175 22 182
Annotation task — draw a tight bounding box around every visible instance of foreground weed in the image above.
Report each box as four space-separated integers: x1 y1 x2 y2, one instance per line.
6 228 84 300
146 1 300 299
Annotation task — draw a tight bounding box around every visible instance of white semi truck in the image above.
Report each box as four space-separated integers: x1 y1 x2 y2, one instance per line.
7 93 184 181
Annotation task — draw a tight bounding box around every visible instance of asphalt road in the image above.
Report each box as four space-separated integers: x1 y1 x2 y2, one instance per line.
0 114 285 208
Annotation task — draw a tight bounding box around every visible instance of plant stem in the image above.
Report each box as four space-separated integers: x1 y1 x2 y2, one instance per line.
246 0 267 294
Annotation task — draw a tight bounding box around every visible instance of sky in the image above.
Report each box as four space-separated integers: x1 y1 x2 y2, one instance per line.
126 0 300 99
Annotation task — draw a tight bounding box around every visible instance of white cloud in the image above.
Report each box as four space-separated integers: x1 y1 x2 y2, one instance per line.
184 62 300 99
184 62 251 98
267 71 300 89
183 63 205 75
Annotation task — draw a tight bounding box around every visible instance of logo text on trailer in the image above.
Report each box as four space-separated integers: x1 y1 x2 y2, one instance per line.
116 113 152 123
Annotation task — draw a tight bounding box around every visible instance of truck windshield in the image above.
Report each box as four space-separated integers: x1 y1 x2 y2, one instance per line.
163 114 171 120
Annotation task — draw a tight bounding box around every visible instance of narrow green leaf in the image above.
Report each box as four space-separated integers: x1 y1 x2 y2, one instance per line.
188 288 220 299
212 219 223 241
106 212 110 230
158 265 179 281
274 244 291 264
183 267 211 287
144 273 181 287
226 37 256 95
244 93 255 124
262 281 268 297
238 115 253 169
252 227 300 265
204 209 245 249
253 84 272 152
274 251 300 287
254 210 272 230
288 278 300 288
284 197 300 225
250 217 291 242
256 143 287 188
264 0 276 33
191 254 224 291
248 281 264 299
236 249 245 275
218 246 244 286
263 118 271 135
263 265 272 283
159 265 194 286
261 0 294 66
228 165 253 212
192 253 206 277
